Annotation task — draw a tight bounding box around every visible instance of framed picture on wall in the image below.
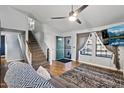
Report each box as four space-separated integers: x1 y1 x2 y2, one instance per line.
102 25 124 46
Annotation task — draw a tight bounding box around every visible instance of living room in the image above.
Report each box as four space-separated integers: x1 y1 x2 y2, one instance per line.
0 4 124 88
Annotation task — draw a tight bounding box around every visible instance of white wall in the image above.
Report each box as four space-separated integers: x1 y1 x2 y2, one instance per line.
1 32 24 62
118 47 124 72
0 6 28 31
44 24 61 61
79 33 114 69
61 22 124 71
34 21 44 46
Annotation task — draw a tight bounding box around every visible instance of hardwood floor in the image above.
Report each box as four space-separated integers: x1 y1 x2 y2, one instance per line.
44 61 80 76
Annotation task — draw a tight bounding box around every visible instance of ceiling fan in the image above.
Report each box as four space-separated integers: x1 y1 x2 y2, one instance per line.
51 5 88 24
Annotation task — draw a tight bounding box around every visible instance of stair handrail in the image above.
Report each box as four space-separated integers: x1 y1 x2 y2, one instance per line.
25 41 32 65
26 41 32 53
18 34 27 61
18 34 32 65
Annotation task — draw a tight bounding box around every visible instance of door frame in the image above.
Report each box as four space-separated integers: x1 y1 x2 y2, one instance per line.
56 36 64 60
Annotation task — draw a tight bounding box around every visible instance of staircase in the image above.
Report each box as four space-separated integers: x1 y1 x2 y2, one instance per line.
28 31 48 70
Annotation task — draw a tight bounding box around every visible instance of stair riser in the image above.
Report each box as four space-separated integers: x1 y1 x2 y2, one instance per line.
29 45 40 49
32 57 46 60
31 50 43 53
29 31 47 66
32 60 47 64
32 55 46 58
32 53 45 56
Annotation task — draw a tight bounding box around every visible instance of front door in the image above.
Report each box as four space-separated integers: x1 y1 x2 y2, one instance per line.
56 36 64 60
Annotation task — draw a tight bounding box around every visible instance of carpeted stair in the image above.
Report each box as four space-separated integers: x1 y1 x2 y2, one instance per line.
28 31 49 70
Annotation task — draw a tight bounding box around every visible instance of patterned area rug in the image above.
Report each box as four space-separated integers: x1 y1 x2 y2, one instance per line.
60 64 124 88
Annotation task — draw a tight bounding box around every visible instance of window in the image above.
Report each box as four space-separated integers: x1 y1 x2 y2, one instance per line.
80 34 92 56
28 17 35 30
96 34 112 58
79 33 113 58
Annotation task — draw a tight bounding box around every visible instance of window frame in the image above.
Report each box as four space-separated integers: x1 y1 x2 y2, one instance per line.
95 34 112 58
80 34 92 56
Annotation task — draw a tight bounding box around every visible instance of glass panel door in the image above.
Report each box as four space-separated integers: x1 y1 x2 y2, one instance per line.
56 36 64 60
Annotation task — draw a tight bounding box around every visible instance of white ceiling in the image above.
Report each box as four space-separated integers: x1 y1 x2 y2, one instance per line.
10 5 124 32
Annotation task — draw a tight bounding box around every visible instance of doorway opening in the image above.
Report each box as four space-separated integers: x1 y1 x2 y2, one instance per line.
56 36 72 63
1 35 5 57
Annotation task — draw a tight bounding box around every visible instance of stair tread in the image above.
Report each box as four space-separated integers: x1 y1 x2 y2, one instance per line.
32 62 48 66
31 51 44 53
29 46 41 49
32 57 45 59
31 49 43 51
32 56 45 59
32 54 45 56
29 31 47 67
32 53 45 55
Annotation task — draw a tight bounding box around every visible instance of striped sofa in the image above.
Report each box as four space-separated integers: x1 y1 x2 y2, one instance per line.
4 62 54 88
4 62 78 88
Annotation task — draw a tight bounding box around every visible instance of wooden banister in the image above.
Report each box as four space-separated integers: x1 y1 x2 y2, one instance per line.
26 41 32 53
25 41 32 65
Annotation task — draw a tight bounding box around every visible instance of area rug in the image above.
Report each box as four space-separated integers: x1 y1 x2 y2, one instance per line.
60 63 124 88
57 59 72 63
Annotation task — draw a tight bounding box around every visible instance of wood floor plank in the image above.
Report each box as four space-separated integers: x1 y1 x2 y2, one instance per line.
44 61 80 76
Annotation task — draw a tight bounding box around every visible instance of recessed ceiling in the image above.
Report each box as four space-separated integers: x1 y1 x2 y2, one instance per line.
10 5 124 32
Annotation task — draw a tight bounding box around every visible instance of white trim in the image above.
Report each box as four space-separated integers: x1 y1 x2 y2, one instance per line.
5 35 7 60
6 59 24 63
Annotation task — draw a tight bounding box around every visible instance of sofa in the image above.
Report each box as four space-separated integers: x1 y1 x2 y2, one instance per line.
4 62 78 88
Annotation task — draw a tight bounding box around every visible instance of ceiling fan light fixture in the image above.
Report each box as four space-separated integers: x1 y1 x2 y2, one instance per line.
68 16 77 21
73 12 78 17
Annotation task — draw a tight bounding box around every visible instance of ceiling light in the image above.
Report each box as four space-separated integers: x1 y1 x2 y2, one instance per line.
68 16 77 21
73 12 78 17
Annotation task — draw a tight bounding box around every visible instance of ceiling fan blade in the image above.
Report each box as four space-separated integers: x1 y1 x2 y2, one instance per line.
71 5 73 11
51 17 67 19
76 19 82 24
75 5 88 14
